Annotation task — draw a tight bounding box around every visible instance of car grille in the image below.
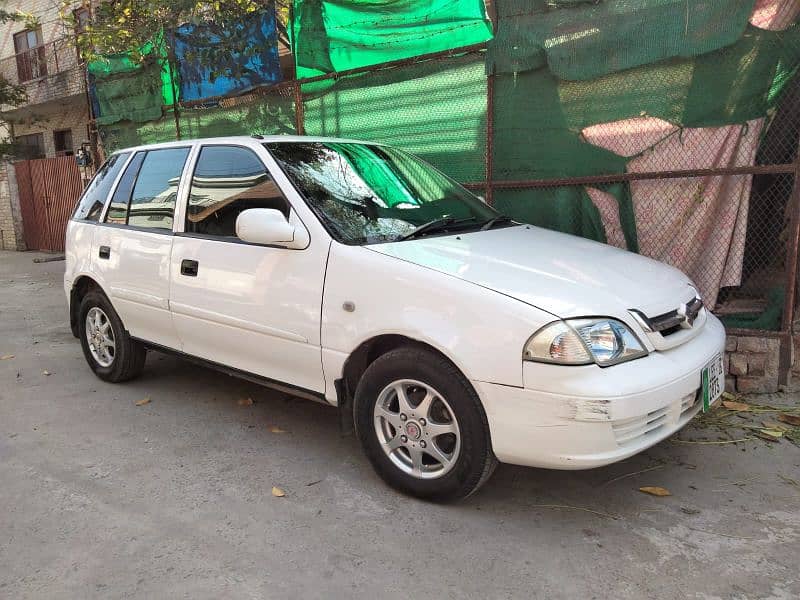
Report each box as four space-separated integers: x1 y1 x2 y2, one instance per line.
612 406 669 446
611 390 700 447
629 295 706 351
647 297 704 337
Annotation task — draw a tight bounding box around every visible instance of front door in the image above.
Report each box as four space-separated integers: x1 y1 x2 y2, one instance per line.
168 144 328 393
92 147 191 350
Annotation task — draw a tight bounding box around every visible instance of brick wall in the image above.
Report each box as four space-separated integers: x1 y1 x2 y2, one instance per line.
10 96 89 157
0 1 88 156
0 161 24 250
724 335 781 394
0 0 80 57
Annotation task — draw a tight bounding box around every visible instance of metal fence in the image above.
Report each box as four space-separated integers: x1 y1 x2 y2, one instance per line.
0 37 86 106
92 41 800 380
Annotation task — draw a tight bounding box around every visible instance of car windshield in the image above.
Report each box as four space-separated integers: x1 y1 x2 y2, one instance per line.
265 141 501 244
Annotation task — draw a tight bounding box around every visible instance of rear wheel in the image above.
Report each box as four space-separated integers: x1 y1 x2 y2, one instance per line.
78 290 146 382
354 346 497 501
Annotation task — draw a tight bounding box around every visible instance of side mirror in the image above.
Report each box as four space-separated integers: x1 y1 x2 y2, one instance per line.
236 208 295 246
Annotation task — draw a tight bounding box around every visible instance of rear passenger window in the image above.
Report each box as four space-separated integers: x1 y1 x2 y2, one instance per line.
72 152 130 221
126 147 190 230
105 151 145 224
186 145 289 237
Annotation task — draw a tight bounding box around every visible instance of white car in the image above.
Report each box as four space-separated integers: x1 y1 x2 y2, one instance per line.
65 136 726 501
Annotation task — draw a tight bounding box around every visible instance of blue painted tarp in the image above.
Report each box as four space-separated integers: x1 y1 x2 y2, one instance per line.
172 8 282 102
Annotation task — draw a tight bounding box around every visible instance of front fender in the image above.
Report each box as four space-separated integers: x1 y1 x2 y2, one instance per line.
321 243 554 391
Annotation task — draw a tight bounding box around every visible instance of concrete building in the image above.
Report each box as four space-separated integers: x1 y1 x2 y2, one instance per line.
0 0 90 249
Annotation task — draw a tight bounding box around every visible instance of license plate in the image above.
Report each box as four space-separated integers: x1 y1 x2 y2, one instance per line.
701 352 724 412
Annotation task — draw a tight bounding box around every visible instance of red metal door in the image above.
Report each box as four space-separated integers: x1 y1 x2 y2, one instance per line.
15 156 84 252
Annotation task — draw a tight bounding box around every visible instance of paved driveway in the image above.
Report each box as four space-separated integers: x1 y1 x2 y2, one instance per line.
1 250 799 599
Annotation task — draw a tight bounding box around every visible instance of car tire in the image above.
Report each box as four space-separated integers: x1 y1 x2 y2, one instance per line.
78 290 146 383
354 345 497 502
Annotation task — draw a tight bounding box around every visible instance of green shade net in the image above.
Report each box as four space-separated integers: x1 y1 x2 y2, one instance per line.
99 95 296 154
88 37 176 125
720 286 784 330
488 0 800 254
487 0 756 80
303 53 487 183
291 0 493 82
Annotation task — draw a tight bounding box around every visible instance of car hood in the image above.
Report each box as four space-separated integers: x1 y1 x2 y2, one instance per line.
366 225 695 319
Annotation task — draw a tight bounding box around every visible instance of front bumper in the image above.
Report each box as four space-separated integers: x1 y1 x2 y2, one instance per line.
473 314 727 469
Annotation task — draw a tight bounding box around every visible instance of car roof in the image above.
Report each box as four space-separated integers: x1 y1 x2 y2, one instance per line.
110 135 377 155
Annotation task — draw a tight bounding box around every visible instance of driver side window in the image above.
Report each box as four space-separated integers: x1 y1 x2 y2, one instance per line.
186 145 290 238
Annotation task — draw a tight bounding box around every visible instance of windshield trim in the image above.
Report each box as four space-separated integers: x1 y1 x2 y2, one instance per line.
262 141 501 246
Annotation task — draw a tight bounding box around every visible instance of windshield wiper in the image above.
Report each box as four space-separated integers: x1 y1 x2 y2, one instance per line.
397 216 478 241
480 215 515 231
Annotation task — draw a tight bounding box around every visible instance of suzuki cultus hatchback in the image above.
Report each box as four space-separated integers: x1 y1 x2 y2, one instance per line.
66 136 726 501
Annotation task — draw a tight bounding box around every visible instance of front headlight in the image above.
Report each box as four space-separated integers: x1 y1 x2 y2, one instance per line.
523 318 648 366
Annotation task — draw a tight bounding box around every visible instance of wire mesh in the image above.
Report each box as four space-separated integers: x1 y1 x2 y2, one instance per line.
86 5 800 334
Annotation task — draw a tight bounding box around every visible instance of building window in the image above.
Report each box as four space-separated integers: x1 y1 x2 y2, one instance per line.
15 133 45 159
73 8 91 34
54 130 74 156
13 28 47 82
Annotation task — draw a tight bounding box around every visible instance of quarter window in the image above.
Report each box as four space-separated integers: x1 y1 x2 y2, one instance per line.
72 152 130 221
126 147 190 230
186 145 289 237
105 151 145 224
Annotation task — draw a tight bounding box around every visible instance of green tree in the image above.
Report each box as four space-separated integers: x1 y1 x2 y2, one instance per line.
0 4 35 156
63 0 290 73
0 5 30 108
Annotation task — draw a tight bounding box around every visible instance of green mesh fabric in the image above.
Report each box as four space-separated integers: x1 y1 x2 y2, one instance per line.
303 54 487 182
291 0 493 80
99 94 296 153
493 186 610 245
179 96 295 137
487 0 756 80
488 0 800 252
89 36 176 125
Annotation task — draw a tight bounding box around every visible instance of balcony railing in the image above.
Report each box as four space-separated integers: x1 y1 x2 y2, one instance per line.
0 37 85 107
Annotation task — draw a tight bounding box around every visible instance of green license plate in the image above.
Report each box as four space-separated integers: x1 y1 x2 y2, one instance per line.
701 352 724 412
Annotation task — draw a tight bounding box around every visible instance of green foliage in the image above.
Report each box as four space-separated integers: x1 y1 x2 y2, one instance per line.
0 2 29 109
62 0 289 68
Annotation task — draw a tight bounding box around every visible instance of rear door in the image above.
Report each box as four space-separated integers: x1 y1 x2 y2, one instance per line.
169 144 328 393
92 146 192 350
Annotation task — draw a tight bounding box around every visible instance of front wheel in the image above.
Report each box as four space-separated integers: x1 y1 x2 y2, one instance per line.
354 346 497 501
78 290 146 383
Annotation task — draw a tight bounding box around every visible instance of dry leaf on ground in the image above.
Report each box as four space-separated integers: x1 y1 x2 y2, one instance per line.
754 431 781 443
778 413 800 427
722 400 751 412
268 425 288 433
238 397 254 406
271 486 286 497
135 397 151 406
1 354 14 360
639 486 672 497
758 429 783 440
762 420 790 432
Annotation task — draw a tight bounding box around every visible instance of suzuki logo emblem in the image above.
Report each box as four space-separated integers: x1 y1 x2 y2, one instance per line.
678 299 702 328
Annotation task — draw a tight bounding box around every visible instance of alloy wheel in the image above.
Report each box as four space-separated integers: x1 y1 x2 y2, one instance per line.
85 306 115 367
373 379 461 479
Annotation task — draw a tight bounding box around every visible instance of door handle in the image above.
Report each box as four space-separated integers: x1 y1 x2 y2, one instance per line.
181 259 199 277
98 246 110 259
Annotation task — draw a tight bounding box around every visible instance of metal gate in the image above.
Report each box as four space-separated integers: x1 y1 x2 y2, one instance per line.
15 156 84 252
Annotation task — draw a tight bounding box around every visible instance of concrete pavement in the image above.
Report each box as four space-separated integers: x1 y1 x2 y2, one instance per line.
1 250 799 599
